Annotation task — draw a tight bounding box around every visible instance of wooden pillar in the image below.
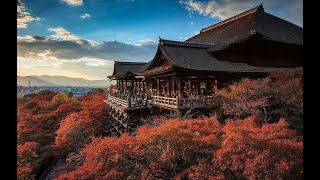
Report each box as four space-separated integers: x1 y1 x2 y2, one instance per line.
131 79 134 93
142 81 145 92
196 80 200 95
178 79 182 98
172 80 175 96
157 79 160 95
121 80 124 93
217 79 223 89
116 80 119 89
214 79 223 93
125 80 128 92
205 81 209 91
214 80 218 94
167 78 171 96
188 80 192 94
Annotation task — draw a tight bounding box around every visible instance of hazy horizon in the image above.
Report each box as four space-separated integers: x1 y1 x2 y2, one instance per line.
17 74 105 81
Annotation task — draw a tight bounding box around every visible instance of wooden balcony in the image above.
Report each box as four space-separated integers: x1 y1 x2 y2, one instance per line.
104 93 150 111
151 95 214 109
106 95 128 107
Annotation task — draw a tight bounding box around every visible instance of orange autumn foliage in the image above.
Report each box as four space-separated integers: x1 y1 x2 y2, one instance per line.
17 142 38 180
78 92 106 108
217 77 270 119
55 117 223 179
55 116 303 180
52 113 84 157
53 92 108 157
17 69 303 179
214 117 303 179
17 91 81 177
217 68 303 133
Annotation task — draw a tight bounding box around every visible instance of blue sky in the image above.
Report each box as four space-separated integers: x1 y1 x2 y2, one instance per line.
18 0 220 43
17 0 303 80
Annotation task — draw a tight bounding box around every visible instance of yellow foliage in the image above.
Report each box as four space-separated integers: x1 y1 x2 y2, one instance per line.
51 93 79 106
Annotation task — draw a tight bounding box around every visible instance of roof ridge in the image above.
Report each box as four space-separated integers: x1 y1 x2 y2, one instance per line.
115 61 147 65
160 39 214 48
200 3 264 33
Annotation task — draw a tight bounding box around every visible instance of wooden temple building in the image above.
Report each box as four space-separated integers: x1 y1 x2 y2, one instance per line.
103 4 303 136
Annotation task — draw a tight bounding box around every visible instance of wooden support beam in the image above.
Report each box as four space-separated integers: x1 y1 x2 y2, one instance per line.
142 81 145 92
135 80 138 92
214 80 218 94
205 81 209 91
167 78 171 96
178 79 182 98
157 79 160 95
188 80 192 94
215 79 223 91
172 80 175 96
121 80 124 93
131 79 134 93
196 80 200 95
125 80 128 92
219 79 223 89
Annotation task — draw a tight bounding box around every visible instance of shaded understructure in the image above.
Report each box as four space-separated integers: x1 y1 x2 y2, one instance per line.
104 4 303 136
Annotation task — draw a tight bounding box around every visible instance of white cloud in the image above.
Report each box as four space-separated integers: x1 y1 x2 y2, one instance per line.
48 27 82 43
179 0 257 20
80 13 91 19
18 35 157 60
17 56 63 69
136 38 157 46
17 56 114 80
66 57 112 67
61 0 83 6
179 36 189 40
87 39 100 47
179 0 303 26
17 0 40 28
137 39 155 43
17 35 36 42
37 50 53 58
17 33 157 79
17 35 48 42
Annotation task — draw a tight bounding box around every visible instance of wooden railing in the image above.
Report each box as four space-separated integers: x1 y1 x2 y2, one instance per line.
106 94 214 109
107 95 129 107
106 94 148 108
152 96 179 109
152 95 214 109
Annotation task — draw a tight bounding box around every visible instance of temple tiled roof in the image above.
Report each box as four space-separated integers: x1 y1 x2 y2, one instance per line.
108 61 147 79
185 4 303 51
139 39 281 76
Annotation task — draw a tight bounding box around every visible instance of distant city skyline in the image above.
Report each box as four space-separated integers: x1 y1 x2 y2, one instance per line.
17 0 303 80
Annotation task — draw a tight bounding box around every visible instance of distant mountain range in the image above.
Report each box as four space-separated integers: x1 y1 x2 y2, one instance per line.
17 75 108 86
